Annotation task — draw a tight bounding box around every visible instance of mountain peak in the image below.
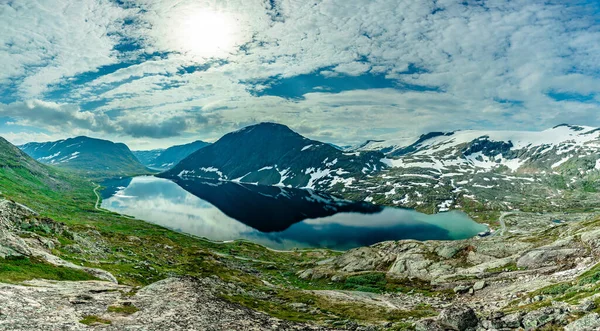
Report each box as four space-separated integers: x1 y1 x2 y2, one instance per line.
551 124 587 132
225 122 303 142
238 122 295 133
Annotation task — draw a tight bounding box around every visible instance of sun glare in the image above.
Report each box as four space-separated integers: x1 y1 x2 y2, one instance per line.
173 9 239 58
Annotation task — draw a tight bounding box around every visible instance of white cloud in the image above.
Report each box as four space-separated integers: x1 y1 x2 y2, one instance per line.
0 0 134 99
0 0 599 147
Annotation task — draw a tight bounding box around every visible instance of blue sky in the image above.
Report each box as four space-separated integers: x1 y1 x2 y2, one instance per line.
0 0 599 149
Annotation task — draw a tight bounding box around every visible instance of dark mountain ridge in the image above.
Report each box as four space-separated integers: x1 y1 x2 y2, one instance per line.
160 122 385 191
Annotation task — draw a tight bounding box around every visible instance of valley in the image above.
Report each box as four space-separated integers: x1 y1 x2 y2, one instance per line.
2 123 600 330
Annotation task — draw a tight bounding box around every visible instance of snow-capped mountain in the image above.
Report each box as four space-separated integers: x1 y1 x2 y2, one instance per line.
347 136 419 155
19 136 149 178
160 122 384 190
133 140 210 170
343 124 600 214
370 124 600 172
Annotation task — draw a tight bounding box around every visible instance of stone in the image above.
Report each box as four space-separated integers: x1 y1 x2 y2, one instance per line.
500 313 522 329
453 284 471 294
331 274 345 282
0 277 332 330
577 299 597 313
438 306 478 331
473 280 486 291
565 313 600 331
517 247 582 269
296 269 313 280
414 318 446 331
581 229 600 255
522 307 562 330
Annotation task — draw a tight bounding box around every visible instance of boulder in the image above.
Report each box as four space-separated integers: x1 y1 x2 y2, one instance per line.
453 285 471 294
581 229 600 255
296 269 313 280
438 306 478 331
473 281 486 291
577 299 597 313
565 313 600 331
435 243 465 259
517 248 581 269
414 318 446 331
522 307 566 330
332 247 395 273
500 313 523 329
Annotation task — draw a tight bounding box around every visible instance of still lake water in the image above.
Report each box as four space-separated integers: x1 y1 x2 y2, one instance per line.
101 176 487 250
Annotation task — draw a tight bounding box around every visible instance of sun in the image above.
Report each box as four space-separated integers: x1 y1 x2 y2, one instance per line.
173 9 239 58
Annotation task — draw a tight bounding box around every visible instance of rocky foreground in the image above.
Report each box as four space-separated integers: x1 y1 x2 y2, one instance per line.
295 212 600 330
0 277 333 331
3 197 600 330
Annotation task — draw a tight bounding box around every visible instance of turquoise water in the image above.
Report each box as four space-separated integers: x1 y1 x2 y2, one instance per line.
101 176 487 250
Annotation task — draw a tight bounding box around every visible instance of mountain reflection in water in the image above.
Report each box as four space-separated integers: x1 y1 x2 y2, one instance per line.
101 176 487 250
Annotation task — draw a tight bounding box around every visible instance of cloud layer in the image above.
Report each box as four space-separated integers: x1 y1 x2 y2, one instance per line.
1 0 599 147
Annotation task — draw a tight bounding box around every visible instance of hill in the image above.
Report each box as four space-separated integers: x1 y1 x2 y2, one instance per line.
20 136 150 178
133 140 210 170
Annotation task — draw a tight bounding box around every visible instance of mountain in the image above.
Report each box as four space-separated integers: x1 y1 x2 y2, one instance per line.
132 149 164 167
160 122 385 191
344 124 600 213
19 136 149 178
0 136 99 212
347 136 418 154
133 140 210 170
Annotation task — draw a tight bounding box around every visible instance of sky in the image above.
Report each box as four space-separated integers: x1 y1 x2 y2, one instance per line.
0 0 599 150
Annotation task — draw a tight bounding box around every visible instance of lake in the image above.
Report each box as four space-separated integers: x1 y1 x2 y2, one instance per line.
101 176 487 250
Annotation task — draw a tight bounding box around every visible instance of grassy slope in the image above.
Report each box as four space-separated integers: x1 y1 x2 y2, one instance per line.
0 136 453 328
0 155 445 328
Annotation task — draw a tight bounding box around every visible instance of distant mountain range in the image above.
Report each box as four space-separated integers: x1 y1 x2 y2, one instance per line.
19 136 149 178
12 122 600 215
133 140 210 170
160 122 384 191
342 124 600 213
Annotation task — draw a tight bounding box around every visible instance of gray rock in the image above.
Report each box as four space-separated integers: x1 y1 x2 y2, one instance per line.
581 229 600 255
522 307 563 330
435 244 464 259
565 313 600 331
453 284 471 294
331 274 345 282
0 277 334 330
414 318 446 331
517 248 581 269
500 312 522 329
438 305 478 331
332 246 395 273
473 280 486 291
577 299 597 313
296 269 313 280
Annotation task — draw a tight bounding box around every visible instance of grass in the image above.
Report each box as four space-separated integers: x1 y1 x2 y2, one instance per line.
0 256 98 283
79 315 111 325
578 262 600 285
343 273 387 293
107 303 139 315
224 289 437 325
